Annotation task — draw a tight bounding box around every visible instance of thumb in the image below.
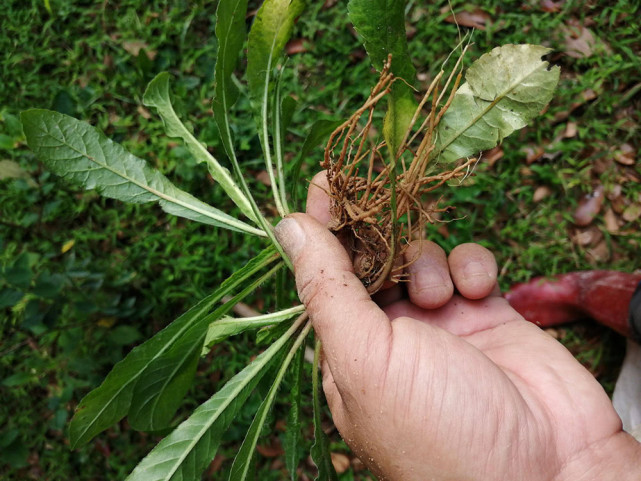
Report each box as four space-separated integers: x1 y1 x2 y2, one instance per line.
275 213 391 387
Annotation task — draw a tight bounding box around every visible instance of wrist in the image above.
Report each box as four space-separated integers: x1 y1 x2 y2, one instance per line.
553 431 641 481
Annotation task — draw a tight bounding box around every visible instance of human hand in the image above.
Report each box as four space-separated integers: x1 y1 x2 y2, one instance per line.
274 172 641 481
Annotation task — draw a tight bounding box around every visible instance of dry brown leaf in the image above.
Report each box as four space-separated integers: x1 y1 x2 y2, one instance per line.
541 0 564 12
256 170 272 186
522 145 545 164
587 240 610 263
533 185 553 202
484 146 504 167
286 38 308 55
122 40 156 59
622 204 641 223
443 6 491 30
573 185 604 226
256 441 284 458
614 143 635 166
561 24 597 58
563 122 578 138
604 208 620 232
137 105 151 120
331 452 351 473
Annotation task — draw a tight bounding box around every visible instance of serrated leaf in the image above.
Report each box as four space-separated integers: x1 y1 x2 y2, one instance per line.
230 319 311 481
21 110 264 236
434 44 560 163
247 0 305 215
126 318 302 481
128 264 282 431
348 0 416 155
284 342 305 480
143 73 258 224
68 247 279 447
202 305 305 352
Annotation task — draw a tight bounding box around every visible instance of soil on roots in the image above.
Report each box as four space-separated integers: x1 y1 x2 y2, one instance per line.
321 55 475 294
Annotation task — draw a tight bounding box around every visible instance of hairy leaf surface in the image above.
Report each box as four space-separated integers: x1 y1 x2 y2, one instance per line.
348 0 416 155
143 73 258 224
434 44 560 162
126 319 301 481
21 109 263 236
67 247 279 447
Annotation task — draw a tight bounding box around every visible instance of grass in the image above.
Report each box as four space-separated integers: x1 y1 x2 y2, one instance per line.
1 0 640 479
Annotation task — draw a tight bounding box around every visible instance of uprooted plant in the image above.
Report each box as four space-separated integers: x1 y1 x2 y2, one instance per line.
20 0 559 479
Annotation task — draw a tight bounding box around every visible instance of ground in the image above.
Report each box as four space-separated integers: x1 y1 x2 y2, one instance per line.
1 0 640 479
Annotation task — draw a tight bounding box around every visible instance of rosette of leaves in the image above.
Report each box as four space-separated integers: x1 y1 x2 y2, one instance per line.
21 0 559 479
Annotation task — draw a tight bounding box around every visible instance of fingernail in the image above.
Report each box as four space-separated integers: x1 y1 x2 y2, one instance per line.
464 261 492 280
275 216 305 258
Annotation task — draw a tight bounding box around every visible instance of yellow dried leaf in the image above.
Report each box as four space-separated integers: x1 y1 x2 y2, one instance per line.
61 240 75 253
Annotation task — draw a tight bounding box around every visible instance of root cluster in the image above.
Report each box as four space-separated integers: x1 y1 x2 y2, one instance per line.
322 54 476 294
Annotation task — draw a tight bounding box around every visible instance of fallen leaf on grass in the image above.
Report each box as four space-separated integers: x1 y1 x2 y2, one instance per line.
442 5 491 30
286 38 308 55
587 239 610 263
331 452 351 473
122 40 156 59
622 204 641 223
573 184 604 226
614 143 635 166
604 208 620 232
256 440 284 457
533 185 553 202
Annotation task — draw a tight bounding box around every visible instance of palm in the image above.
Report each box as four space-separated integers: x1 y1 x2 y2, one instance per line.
356 294 623 480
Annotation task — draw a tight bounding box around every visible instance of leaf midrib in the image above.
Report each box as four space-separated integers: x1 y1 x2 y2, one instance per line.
40 125 264 236
434 61 549 159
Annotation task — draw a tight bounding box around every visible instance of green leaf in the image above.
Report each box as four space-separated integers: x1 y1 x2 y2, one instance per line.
128 264 283 431
68 247 279 447
348 0 416 155
142 73 258 225
311 340 338 481
434 44 560 163
21 109 264 237
202 305 305 352
290 119 342 208
229 318 311 481
125 316 306 481
213 0 249 161
247 0 305 216
284 341 305 480
212 0 290 264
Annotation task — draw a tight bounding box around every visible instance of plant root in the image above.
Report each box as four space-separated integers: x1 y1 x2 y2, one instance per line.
322 54 474 294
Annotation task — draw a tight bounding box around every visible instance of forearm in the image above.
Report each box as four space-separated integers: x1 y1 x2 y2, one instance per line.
553 432 641 481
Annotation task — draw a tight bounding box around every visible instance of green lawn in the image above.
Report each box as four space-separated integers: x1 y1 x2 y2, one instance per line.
1 0 640 479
